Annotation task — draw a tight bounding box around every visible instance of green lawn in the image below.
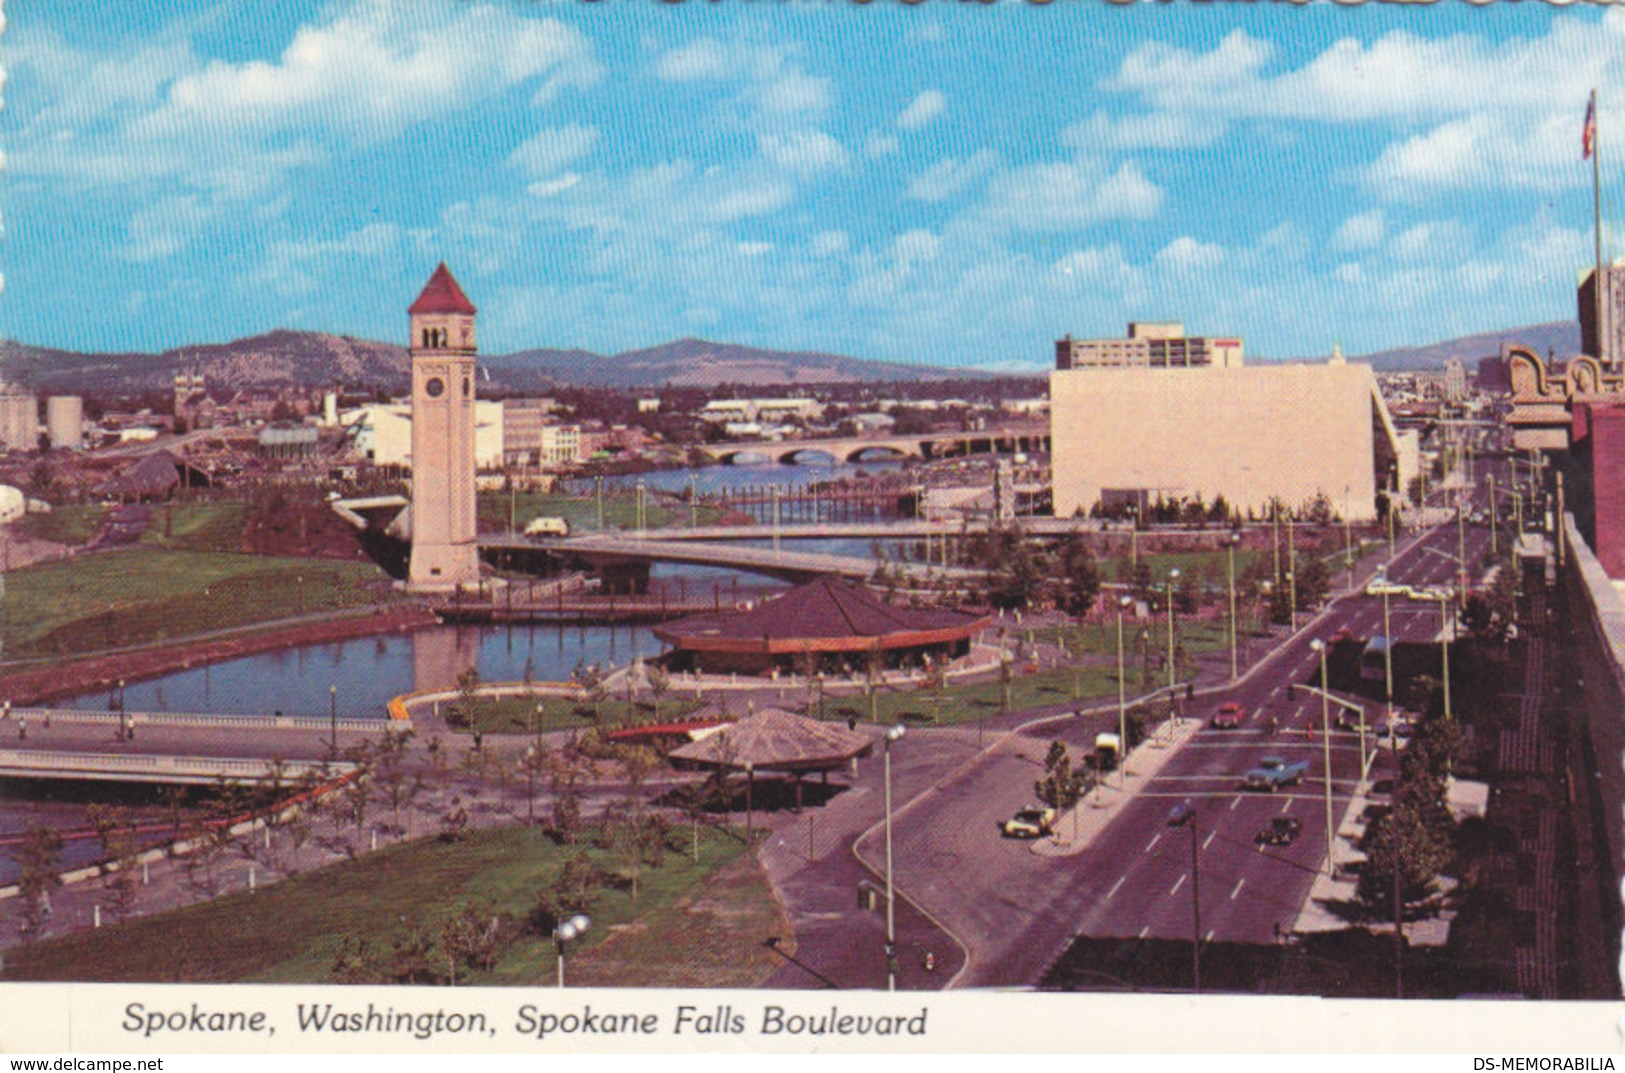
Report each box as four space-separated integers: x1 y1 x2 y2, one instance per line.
139 502 248 553
17 504 111 546
3 822 768 986
478 490 734 535
1 550 395 659
827 614 1263 728
444 693 703 736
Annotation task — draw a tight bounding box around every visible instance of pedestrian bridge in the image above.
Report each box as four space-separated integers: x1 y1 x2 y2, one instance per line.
484 533 982 585
0 749 357 786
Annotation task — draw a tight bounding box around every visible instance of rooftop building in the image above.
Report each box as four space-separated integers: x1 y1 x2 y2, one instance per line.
1055 322 1244 372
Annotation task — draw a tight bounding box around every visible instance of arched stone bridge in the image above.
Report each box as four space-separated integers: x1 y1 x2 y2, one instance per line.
697 424 1050 465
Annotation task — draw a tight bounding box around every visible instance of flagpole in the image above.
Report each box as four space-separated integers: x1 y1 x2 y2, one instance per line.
1594 88 1606 364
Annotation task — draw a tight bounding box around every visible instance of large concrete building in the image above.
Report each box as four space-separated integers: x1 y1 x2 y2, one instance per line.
407 263 481 589
0 389 36 452
1050 360 1402 522
346 401 503 469
1578 261 1625 368
46 396 83 449
1055 322 1244 371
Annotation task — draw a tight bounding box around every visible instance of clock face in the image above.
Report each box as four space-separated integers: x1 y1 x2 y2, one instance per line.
425 377 445 398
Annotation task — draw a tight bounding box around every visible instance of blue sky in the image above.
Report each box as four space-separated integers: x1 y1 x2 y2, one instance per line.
6 1 1625 369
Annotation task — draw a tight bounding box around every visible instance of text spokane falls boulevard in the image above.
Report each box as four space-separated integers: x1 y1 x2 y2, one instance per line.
515 1004 929 1040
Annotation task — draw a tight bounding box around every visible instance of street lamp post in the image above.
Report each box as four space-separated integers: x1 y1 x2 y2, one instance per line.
1378 565 1394 722
328 685 338 753
1310 640 1335 878
1117 596 1133 786
1165 568 1181 720
1441 598 1452 724
1343 486 1355 591
553 913 591 987
1226 533 1240 680
1167 800 1202 993
883 723 906 992
1285 571 1296 633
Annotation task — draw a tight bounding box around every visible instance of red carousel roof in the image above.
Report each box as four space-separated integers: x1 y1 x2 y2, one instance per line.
652 576 989 655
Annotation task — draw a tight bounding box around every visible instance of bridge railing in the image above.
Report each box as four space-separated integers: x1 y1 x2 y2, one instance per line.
0 749 355 779
2 707 385 732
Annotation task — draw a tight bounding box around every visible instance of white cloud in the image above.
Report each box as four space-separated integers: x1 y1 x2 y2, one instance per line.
865 130 899 159
1155 236 1226 271
897 89 947 131
1332 209 1386 251
652 36 832 132
1061 111 1222 151
508 125 599 179
251 221 406 296
13 0 601 260
654 38 732 82
1102 19 1625 194
527 173 582 198
977 159 1162 233
810 230 849 257
758 129 850 174
906 150 999 203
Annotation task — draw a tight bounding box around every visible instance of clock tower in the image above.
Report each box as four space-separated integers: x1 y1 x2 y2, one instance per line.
407 262 481 589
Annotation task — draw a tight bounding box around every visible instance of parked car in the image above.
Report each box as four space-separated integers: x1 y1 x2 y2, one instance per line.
1255 816 1302 846
1001 806 1056 839
1244 757 1309 791
1211 702 1246 729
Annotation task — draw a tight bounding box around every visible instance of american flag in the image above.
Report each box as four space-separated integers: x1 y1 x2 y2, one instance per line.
1585 91 1598 160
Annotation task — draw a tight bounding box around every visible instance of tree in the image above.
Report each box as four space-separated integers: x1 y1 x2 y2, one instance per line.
547 740 598 845
1033 741 1086 819
615 744 661 901
448 666 481 730
15 821 63 942
571 661 606 722
1295 556 1332 610
1357 750 1454 916
1053 533 1100 617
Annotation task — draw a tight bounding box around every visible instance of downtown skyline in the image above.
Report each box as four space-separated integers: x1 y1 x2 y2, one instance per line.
7 1 1625 368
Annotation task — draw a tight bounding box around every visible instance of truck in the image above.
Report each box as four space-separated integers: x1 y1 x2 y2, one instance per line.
1244 756 1309 792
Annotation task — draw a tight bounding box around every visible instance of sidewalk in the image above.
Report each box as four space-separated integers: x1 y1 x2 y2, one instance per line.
1030 715 1203 858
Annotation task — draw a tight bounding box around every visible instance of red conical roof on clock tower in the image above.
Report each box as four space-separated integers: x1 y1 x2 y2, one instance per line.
408 262 477 315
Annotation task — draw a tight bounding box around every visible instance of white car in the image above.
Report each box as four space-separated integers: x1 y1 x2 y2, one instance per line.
1408 586 1451 602
1365 578 1411 597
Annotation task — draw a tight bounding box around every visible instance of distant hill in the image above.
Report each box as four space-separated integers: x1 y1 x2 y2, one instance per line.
1287 322 1582 371
0 330 409 395
487 337 975 389
0 332 978 395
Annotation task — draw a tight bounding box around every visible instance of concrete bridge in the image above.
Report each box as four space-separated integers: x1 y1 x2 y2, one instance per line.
0 707 389 785
0 749 355 786
615 517 1093 542
697 423 1050 465
484 533 982 586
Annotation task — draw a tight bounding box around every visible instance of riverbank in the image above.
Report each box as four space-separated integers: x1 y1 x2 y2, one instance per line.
0 605 440 707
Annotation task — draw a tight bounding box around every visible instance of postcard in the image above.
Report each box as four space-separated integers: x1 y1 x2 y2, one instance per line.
0 0 1620 1058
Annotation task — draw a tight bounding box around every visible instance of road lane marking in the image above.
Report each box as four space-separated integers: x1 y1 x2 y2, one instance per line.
1231 878 1245 900
1202 831 1216 851
1206 929 1215 943
1169 874 1186 896
1138 926 1150 940
1107 875 1126 901
1145 832 1162 852
1229 796 1241 811
1280 798 1293 814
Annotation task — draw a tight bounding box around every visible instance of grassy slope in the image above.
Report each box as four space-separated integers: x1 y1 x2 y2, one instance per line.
3 823 777 987
2 550 393 659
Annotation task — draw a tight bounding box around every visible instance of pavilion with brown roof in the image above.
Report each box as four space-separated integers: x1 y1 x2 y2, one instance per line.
652 576 990 675
668 706 877 812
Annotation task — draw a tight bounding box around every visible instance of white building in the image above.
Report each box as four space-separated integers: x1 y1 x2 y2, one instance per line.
346 401 505 470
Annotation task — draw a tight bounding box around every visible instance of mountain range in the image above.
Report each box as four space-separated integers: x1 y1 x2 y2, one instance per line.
0 320 1585 396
